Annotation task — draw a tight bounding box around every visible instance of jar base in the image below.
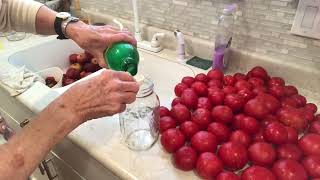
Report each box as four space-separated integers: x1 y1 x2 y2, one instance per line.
124 129 158 151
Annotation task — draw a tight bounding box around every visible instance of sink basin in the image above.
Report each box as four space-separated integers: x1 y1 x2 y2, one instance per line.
8 39 195 107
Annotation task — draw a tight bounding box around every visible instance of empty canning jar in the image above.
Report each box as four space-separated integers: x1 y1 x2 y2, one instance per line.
119 76 160 151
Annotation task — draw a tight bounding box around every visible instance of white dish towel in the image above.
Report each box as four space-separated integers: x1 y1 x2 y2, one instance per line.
0 66 44 96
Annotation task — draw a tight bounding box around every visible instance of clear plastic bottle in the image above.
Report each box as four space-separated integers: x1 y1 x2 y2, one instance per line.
119 76 160 151
213 4 236 71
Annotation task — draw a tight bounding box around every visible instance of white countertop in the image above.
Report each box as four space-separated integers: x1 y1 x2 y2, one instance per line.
1 35 319 180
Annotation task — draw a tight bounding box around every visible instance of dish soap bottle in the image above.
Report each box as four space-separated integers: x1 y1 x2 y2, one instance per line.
213 4 236 71
104 42 139 76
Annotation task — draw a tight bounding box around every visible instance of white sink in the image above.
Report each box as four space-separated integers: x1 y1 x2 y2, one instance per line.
8 39 195 107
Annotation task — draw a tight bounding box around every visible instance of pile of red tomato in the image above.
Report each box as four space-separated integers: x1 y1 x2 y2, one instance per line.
159 66 320 180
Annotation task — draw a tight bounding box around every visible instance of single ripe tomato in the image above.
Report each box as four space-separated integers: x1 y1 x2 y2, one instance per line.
218 142 248 170
244 98 269 120
174 146 198 171
242 166 276 180
277 107 308 132
285 126 299 143
159 106 170 117
264 122 288 145
252 86 268 96
216 171 240 180
180 121 200 139
229 130 252 147
208 79 223 88
195 73 209 83
180 88 198 109
207 69 224 80
170 104 191 124
196 152 223 179
305 103 318 114
174 83 188 97
248 66 269 80
161 128 186 153
224 94 245 112
309 120 320 134
284 85 298 96
207 122 231 143
290 94 307 107
272 159 308 180
171 97 182 107
248 142 276 166
191 131 218 153
269 85 286 99
268 77 285 87
223 75 236 86
235 80 253 91
192 108 212 130
277 144 303 161
302 155 320 178
182 76 195 87
238 116 260 134
197 97 213 110
212 106 234 124
191 81 208 97
159 116 177 133
248 77 265 87
208 90 225 105
298 133 320 156
238 89 255 102
256 93 280 114
233 73 247 81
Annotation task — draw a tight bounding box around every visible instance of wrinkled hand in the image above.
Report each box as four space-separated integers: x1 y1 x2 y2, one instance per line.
66 21 137 68
58 70 139 124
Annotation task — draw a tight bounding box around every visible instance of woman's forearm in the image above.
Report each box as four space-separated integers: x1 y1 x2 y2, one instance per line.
35 5 57 35
0 97 81 180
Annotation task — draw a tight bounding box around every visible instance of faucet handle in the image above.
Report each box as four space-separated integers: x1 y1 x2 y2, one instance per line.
151 33 165 48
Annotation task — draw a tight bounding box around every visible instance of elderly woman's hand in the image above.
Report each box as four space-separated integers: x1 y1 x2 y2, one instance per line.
57 70 139 124
66 22 137 68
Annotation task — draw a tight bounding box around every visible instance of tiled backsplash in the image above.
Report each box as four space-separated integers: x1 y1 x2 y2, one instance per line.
78 0 320 67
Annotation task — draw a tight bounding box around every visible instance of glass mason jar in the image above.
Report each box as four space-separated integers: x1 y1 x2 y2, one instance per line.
119 77 160 151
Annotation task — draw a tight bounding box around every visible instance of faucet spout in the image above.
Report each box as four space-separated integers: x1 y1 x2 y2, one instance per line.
174 30 186 62
132 0 142 42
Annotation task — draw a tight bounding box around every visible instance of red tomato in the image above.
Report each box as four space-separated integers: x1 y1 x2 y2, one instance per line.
224 94 245 112
191 131 218 153
261 115 278 127
218 142 248 170
264 122 288 145
207 69 224 80
302 155 320 178
310 120 320 134
182 76 195 87
171 97 182 107
180 88 198 109
208 90 225 105
272 159 308 180
305 103 318 114
281 97 299 108
180 121 200 139
284 85 298 96
238 116 260 134
174 83 188 97
238 89 255 102
269 85 286 99
256 93 281 114
223 86 238 95
170 104 191 124
230 129 252 147
248 142 276 166
298 133 320 156
285 126 299 143
248 77 265 87
302 108 316 122
277 144 303 161
212 105 234 124
196 152 223 179
242 166 276 180
235 80 253 91
192 108 212 130
207 122 231 143
252 86 268 96
268 77 285 87
244 98 269 120
248 66 269 80
223 75 236 86
232 113 246 129
197 97 213 110
234 73 247 81
195 73 209 83
174 146 198 171
159 106 170 117
277 107 308 132
191 81 208 97
216 171 240 180
159 116 177 133
291 94 307 107
161 129 186 153
208 79 223 88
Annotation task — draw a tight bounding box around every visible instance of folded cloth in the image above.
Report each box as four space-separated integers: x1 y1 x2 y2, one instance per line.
0 66 44 96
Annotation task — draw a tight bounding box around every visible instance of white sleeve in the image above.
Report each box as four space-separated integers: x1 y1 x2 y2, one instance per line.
0 0 43 33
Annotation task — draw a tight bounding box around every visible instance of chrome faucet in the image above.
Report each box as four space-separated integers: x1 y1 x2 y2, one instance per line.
174 29 186 62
